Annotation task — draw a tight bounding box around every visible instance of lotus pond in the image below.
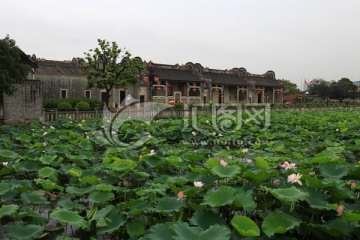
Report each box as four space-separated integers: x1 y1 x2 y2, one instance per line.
0 109 360 239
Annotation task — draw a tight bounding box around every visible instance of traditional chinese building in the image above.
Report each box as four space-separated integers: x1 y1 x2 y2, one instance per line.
34 59 283 109
143 62 283 105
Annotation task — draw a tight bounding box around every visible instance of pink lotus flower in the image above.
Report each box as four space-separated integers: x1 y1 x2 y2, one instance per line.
246 159 253 163
287 173 303 185
337 204 344 215
280 161 296 170
351 181 356 189
220 159 228 167
177 191 185 200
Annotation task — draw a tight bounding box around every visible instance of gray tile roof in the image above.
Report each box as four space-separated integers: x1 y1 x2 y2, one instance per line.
153 68 202 82
204 72 249 86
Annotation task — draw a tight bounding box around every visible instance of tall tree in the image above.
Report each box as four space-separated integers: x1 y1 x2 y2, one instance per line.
329 78 356 101
78 39 143 108
278 79 300 96
0 35 31 95
308 78 330 98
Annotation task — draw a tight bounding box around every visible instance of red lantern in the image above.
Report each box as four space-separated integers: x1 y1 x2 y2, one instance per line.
275 91 280 95
240 89 246 93
213 88 218 92
154 77 160 82
192 88 197 93
168 100 175 105
256 90 261 94
143 77 148 82
156 87 161 91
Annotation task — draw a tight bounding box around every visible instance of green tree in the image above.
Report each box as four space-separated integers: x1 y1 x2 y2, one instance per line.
278 79 300 96
0 35 31 95
308 78 330 98
329 78 356 102
78 39 143 108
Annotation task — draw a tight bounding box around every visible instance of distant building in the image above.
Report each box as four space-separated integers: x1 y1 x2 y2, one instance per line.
34 59 283 108
1 54 43 124
354 80 360 88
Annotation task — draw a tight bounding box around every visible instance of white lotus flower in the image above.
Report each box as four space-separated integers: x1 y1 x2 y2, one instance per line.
2 162 8 166
194 181 204 188
150 149 155 155
50 126 55 129
192 131 197 136
242 148 249 154
43 132 48 136
287 173 303 185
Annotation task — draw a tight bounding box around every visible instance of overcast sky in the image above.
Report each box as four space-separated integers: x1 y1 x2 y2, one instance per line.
1 0 359 89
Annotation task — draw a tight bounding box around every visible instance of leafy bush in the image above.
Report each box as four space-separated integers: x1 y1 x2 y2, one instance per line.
43 99 60 109
57 102 73 111
75 101 90 111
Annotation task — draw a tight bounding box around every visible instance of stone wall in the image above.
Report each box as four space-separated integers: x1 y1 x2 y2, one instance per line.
3 83 43 123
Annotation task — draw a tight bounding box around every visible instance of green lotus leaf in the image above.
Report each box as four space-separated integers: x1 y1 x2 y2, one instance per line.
15 134 32 143
126 217 146 238
68 168 82 177
308 147 346 164
66 185 95 195
319 163 350 179
0 204 19 218
21 191 49 205
211 165 241 178
14 160 42 172
58 199 86 211
79 175 99 184
0 182 12 195
97 210 126 234
265 186 308 202
110 159 137 172
262 212 301 237
91 205 114 221
50 209 87 228
205 158 221 168
305 187 331 210
5 224 44 240
189 210 226 230
34 179 64 191
146 222 174 240
172 222 231 240
342 211 360 222
153 196 184 213
203 186 236 207
254 157 271 170
310 218 351 238
0 149 18 159
88 191 114 203
38 167 58 182
39 155 57 165
231 215 260 237
94 184 113 192
243 169 279 184
233 189 257 212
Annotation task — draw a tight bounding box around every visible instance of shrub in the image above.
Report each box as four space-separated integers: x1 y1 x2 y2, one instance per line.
58 102 73 111
75 101 90 111
43 99 60 109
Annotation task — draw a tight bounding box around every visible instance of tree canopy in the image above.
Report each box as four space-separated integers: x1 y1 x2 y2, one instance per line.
278 79 300 96
0 35 32 95
78 39 143 108
308 78 357 101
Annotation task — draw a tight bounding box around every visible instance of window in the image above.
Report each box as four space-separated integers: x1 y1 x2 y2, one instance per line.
85 90 91 99
119 90 126 104
60 89 68 99
101 91 108 102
